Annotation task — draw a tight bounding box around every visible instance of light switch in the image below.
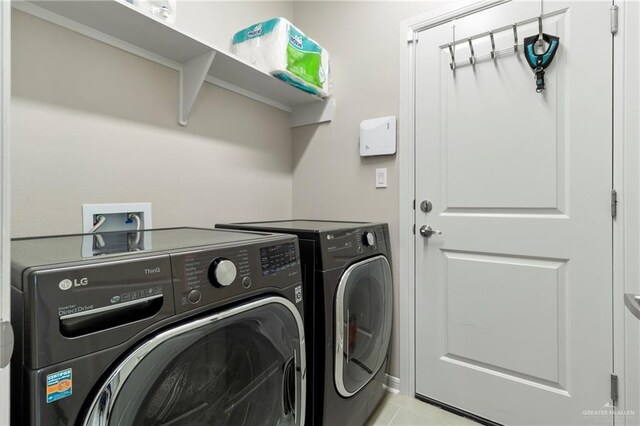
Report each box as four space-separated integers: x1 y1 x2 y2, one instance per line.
376 168 387 188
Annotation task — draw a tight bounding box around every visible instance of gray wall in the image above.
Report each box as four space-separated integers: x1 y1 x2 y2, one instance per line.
291 1 443 378
177 1 292 48
11 3 294 237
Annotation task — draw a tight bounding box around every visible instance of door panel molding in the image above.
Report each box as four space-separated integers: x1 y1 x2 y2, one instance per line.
439 354 571 396
440 250 568 388
437 11 568 214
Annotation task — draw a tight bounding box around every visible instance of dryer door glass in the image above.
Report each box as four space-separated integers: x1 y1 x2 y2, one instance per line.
335 255 393 397
83 297 305 426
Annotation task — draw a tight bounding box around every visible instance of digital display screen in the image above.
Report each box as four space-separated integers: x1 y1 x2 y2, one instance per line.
260 243 297 276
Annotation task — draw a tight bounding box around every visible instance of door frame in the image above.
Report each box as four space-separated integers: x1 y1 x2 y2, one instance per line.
615 1 639 423
0 1 11 425
398 1 635 419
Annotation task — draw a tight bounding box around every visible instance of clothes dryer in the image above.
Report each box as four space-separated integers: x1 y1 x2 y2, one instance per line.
217 220 393 426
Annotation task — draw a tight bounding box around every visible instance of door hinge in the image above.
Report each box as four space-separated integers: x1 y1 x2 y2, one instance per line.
412 224 416 235
413 199 416 210
611 5 619 35
0 321 14 369
611 374 619 406
407 31 418 43
611 189 618 218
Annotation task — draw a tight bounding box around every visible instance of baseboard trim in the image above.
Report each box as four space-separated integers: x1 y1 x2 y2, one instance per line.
384 374 400 394
415 394 503 426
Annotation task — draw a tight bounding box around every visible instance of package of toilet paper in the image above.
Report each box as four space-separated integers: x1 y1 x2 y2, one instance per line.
126 0 177 26
231 18 332 98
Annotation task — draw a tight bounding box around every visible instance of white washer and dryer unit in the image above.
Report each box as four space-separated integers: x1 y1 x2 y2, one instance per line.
10 227 306 426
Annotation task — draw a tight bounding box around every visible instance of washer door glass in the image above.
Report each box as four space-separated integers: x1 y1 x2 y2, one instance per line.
83 297 305 426
335 255 392 397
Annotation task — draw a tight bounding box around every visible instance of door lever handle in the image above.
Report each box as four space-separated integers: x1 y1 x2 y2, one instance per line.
419 225 442 238
625 293 640 321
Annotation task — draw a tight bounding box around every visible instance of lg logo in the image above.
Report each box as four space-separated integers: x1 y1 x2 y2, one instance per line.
59 278 89 291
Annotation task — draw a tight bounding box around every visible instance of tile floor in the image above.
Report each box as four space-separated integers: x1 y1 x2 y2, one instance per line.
366 393 479 426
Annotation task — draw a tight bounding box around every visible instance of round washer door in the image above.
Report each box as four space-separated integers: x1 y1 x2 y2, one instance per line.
82 296 305 426
335 255 393 397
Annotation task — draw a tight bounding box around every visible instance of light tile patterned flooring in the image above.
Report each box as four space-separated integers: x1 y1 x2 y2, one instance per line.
366 393 480 426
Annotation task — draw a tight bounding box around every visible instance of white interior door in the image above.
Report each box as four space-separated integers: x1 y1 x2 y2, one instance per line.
414 1 613 424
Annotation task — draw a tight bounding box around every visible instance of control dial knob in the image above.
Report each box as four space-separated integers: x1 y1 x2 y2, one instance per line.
208 258 237 287
362 231 375 247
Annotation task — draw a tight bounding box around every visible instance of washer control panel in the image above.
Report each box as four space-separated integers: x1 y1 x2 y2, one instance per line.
362 231 376 247
170 237 301 313
324 228 377 254
208 258 237 287
320 224 389 270
260 242 297 276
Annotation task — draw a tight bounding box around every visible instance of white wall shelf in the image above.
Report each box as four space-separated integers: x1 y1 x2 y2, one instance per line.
13 0 334 128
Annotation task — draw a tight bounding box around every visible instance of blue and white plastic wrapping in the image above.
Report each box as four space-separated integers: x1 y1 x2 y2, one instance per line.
231 18 332 98
125 0 177 25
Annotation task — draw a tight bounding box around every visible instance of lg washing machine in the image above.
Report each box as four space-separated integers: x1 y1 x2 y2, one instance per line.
10 227 306 426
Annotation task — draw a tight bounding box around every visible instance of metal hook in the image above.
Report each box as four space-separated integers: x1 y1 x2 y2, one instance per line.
448 43 456 70
449 20 457 71
512 23 519 53
489 31 496 59
538 15 543 40
468 38 475 65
